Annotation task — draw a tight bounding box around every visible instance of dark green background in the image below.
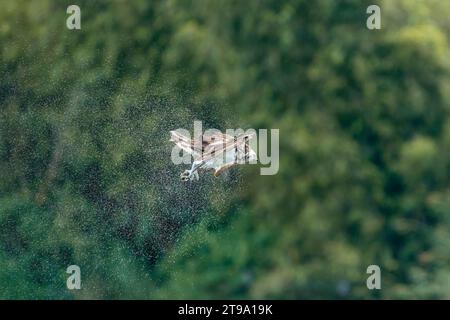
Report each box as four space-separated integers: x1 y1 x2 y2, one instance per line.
1 0 450 299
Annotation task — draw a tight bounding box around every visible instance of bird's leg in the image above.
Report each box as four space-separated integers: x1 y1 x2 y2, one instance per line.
180 160 205 181
180 161 196 181
190 160 205 180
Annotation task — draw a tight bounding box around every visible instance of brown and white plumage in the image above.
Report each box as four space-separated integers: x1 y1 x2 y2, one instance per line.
170 130 257 181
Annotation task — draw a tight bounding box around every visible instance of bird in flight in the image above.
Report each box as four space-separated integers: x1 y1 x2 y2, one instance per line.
170 130 257 181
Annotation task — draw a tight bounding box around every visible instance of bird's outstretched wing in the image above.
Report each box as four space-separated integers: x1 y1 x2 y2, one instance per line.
170 131 231 156
170 130 255 162
201 132 256 162
170 130 202 157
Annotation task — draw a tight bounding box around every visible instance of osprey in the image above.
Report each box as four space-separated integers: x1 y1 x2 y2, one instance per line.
170 130 257 181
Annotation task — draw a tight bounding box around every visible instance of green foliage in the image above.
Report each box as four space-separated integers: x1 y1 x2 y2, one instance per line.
1 0 450 299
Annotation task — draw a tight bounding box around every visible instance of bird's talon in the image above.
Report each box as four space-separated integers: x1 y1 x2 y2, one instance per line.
180 170 191 182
